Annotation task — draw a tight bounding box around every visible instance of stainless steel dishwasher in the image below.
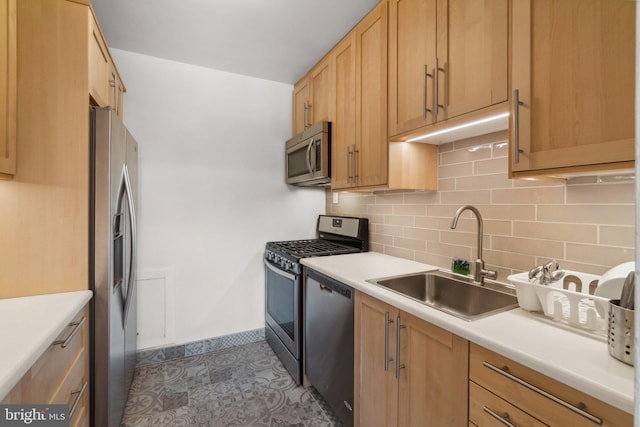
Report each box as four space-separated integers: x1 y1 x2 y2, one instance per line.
305 268 354 427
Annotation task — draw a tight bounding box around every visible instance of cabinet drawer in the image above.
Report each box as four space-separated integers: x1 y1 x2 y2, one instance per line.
50 344 88 425
469 343 632 427
2 306 88 405
470 381 547 427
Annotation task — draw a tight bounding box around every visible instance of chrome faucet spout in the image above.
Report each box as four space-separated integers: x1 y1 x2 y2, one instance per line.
451 205 484 260
450 205 496 284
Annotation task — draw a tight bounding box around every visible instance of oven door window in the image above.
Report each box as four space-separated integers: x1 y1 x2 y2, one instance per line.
265 264 298 342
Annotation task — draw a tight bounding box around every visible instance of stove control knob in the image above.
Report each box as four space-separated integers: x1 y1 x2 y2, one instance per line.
285 261 292 270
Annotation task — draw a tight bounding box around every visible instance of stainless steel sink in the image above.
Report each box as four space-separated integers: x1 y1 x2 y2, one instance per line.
367 270 518 321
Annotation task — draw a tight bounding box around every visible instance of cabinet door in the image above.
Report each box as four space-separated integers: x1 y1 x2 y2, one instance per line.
88 11 110 107
356 1 388 188
331 34 357 190
397 311 468 427
511 0 635 176
354 292 398 427
310 56 334 125
388 0 436 136
292 77 310 135
440 0 508 120
0 0 16 177
109 64 125 120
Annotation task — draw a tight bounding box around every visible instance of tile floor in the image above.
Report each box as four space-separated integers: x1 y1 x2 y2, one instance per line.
121 340 340 426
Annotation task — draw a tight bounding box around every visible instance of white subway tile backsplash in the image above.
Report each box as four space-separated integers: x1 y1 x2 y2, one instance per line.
328 133 635 278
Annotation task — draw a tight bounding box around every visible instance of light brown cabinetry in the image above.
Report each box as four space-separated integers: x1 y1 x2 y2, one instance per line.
89 7 125 119
469 343 632 427
331 33 356 189
388 0 508 139
2 305 90 427
329 2 390 191
0 0 17 178
510 0 635 178
0 0 124 298
354 291 468 427
292 77 310 135
292 56 334 136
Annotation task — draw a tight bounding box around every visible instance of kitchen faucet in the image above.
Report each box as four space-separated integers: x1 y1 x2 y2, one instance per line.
450 205 497 285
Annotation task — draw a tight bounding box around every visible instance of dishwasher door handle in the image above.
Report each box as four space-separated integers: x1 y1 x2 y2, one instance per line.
319 284 333 294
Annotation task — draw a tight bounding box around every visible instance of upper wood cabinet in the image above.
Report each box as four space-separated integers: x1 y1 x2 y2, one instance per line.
0 0 125 298
353 0 388 189
0 0 17 178
331 33 357 190
510 0 635 178
89 8 125 119
331 2 389 191
292 77 310 135
292 56 334 136
388 0 509 138
355 291 469 427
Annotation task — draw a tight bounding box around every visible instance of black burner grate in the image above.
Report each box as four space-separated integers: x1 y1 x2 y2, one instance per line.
268 239 359 258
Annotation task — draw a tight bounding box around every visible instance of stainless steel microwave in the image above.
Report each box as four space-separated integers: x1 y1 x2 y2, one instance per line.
286 121 331 187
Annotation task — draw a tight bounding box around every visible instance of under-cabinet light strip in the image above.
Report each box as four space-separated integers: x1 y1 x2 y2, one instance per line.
405 112 510 143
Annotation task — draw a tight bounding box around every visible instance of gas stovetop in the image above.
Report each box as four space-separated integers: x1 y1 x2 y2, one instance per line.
266 239 361 259
264 215 369 274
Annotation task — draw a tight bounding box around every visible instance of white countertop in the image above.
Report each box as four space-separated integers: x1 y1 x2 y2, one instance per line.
0 290 93 401
302 252 635 414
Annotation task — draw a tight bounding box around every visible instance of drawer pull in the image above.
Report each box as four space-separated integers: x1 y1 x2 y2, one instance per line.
52 316 87 349
482 361 602 425
483 406 517 427
68 381 88 420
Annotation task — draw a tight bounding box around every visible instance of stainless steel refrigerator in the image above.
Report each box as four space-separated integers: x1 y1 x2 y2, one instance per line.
89 106 138 427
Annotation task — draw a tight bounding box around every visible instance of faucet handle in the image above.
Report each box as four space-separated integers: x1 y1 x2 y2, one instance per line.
474 259 498 284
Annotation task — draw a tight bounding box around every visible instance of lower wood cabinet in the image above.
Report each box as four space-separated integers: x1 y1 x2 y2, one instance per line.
354 291 468 427
1 304 90 427
469 343 632 427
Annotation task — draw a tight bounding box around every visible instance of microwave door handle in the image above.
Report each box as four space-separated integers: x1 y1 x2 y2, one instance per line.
305 140 314 177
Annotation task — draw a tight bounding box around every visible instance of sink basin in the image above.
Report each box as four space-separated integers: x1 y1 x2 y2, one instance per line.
367 270 518 321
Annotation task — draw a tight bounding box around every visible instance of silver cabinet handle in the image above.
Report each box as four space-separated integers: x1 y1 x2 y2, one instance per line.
395 317 405 379
513 89 524 164
482 361 603 425
384 312 394 372
52 316 87 349
304 101 312 129
353 145 359 181
347 146 353 183
434 58 445 121
109 78 117 113
68 381 88 420
303 102 308 130
483 407 517 427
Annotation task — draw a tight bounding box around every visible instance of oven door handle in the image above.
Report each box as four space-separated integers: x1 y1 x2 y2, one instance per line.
264 259 297 281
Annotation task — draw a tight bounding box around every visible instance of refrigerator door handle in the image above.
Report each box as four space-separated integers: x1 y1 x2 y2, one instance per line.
121 164 137 326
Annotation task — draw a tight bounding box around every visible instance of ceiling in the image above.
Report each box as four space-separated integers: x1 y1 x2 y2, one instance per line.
90 0 380 85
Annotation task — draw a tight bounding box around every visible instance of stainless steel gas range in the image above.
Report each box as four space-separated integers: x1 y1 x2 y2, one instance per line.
264 215 369 384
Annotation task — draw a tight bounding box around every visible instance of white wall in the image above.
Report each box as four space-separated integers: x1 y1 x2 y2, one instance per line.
111 49 325 347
